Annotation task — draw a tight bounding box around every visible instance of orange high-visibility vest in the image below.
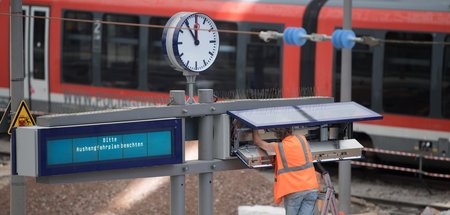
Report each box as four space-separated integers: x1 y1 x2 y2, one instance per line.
273 135 319 204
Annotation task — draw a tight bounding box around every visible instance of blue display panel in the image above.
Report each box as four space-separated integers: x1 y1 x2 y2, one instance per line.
227 102 382 129
38 118 182 176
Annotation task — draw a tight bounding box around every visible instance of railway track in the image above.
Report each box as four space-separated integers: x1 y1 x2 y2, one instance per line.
350 193 450 212
324 161 450 188
320 162 450 214
353 171 450 213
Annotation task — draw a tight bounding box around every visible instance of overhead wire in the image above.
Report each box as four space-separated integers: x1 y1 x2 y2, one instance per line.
0 12 449 45
380 39 450 46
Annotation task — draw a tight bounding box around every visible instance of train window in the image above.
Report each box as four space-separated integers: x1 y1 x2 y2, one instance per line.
147 17 185 92
333 41 373 108
383 32 432 116
101 14 139 89
62 11 93 84
443 36 450 118
246 28 281 94
197 22 237 91
32 11 46 80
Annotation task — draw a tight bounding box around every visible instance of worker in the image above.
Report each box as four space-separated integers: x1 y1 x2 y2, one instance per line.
252 127 319 215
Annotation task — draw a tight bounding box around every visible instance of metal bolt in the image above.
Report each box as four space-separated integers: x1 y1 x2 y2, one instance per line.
211 164 216 169
182 166 189 171
210 107 216 111
182 109 188 114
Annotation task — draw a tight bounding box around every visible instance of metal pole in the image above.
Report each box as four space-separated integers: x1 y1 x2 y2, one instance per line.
198 89 214 215
339 0 352 214
169 90 186 215
170 174 185 215
10 0 26 214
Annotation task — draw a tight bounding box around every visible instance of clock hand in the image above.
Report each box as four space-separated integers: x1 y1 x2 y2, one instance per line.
185 20 199 46
194 15 200 45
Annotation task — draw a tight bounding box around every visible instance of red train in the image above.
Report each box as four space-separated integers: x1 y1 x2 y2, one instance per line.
1 0 449 168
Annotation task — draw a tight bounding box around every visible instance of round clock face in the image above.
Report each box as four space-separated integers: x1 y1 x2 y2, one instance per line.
162 12 220 73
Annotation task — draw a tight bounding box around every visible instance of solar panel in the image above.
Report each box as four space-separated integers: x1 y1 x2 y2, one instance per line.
227 101 382 129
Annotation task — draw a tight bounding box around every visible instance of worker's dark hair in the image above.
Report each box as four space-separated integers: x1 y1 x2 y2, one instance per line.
272 127 293 140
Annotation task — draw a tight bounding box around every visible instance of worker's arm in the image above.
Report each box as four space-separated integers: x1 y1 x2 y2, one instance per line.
252 130 275 153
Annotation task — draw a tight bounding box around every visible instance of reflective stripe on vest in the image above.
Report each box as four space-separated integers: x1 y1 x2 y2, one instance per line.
276 135 313 175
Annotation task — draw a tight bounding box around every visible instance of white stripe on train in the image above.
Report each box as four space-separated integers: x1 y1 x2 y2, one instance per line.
354 123 450 142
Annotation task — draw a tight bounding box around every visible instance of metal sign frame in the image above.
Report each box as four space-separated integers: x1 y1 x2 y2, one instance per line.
15 97 333 183
17 118 183 176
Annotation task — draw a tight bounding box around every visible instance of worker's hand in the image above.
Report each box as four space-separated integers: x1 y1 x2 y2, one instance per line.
252 129 275 152
252 130 263 144
252 130 260 140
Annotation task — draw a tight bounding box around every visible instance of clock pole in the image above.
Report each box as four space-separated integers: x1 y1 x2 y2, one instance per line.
183 71 198 104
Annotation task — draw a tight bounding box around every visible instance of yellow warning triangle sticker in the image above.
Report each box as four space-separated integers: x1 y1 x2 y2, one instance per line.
8 100 36 135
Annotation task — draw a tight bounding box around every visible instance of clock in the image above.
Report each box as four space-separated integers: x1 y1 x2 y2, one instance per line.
162 12 220 73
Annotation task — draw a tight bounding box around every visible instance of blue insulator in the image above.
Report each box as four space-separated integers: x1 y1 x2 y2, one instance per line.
283 28 294 44
331 29 343 49
283 27 307 46
340 30 356 49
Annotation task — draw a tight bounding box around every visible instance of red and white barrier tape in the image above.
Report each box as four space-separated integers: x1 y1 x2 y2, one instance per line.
351 161 450 179
363 147 450 162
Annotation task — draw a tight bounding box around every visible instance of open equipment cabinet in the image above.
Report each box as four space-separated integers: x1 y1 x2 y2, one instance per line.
214 101 382 168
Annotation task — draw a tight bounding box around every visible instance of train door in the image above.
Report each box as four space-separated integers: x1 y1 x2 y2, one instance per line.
27 6 49 111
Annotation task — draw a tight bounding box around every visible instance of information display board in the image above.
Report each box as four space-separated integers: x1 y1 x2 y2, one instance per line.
16 118 182 176
227 102 382 129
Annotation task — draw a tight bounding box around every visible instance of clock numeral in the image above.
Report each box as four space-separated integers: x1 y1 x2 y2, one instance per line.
203 60 207 66
180 53 184 57
203 18 206 24
186 61 190 67
195 61 198 70
180 30 184 33
178 42 183 45
208 51 213 56
209 40 216 43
